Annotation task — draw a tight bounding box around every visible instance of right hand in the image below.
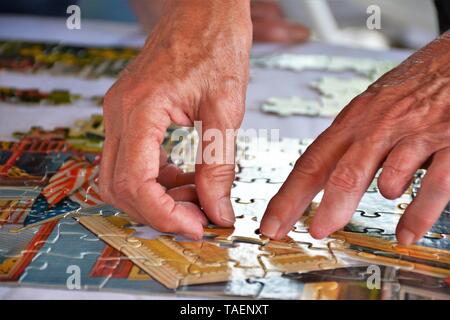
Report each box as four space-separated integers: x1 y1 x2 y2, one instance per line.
99 0 252 239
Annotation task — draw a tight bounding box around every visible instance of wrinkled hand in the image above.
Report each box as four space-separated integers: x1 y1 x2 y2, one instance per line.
251 0 309 44
99 0 252 239
261 32 450 245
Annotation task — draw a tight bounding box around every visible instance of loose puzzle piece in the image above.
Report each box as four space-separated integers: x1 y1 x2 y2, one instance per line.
204 215 269 246
261 97 323 117
261 77 371 117
252 54 397 79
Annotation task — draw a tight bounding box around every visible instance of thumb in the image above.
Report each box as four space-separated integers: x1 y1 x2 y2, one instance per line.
195 101 243 227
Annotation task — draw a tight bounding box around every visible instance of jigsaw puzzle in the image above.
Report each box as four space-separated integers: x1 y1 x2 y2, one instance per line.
0 114 448 299
255 54 398 117
261 77 371 117
252 54 396 78
0 86 103 106
0 40 138 78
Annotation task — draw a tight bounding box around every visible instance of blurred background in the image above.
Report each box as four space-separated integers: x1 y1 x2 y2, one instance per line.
0 0 442 50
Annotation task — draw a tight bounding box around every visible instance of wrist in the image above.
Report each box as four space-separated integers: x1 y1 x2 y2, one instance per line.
147 0 252 49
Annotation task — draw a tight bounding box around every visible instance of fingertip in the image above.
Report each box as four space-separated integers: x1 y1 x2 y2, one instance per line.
195 165 236 227
308 211 338 240
378 168 405 200
260 215 281 239
308 225 329 240
199 214 209 227
167 202 208 239
182 227 204 241
396 227 416 246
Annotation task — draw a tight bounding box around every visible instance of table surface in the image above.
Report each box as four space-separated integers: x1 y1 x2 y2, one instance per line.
0 15 412 299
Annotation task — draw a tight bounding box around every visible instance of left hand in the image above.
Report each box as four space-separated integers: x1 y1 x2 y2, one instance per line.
260 31 450 245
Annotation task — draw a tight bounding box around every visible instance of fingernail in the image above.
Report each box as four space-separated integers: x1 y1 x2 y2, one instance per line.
219 197 235 225
261 216 280 239
398 228 416 245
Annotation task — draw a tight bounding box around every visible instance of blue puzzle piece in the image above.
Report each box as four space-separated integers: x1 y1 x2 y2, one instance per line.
24 195 80 226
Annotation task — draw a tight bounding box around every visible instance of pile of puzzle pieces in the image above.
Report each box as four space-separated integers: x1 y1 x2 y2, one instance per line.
254 54 398 117
0 115 449 299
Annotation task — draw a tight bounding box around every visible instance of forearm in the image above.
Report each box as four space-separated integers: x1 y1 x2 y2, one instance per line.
158 0 252 36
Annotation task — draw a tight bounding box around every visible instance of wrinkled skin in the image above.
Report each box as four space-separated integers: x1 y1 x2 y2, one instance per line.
99 0 252 240
130 0 309 44
261 31 450 245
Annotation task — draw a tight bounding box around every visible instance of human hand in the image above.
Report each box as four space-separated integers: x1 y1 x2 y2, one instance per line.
99 0 252 239
251 0 310 44
261 32 450 245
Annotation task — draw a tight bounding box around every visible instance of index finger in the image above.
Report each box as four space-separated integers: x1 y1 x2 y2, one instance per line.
260 130 349 239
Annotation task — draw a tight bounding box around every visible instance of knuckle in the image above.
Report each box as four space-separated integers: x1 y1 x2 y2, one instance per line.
328 166 366 193
293 149 325 178
198 164 235 182
102 85 122 110
360 129 393 148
